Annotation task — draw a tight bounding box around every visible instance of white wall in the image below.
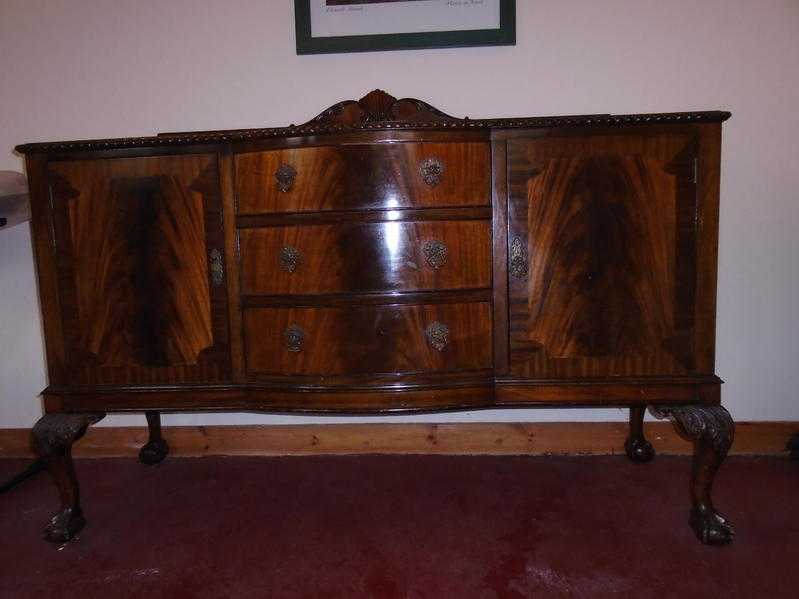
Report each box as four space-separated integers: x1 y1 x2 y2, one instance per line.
1 0 797 428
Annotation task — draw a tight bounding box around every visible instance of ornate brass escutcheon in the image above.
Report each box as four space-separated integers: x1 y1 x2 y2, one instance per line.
509 237 528 279
284 324 304 352
423 239 448 269
274 163 297 193
209 249 224 286
425 321 449 352
419 157 444 187
280 246 301 273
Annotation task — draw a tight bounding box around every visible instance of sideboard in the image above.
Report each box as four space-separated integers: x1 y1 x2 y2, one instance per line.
16 90 734 545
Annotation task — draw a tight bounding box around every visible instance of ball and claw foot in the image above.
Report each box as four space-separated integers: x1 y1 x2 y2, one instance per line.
624 437 655 463
625 406 655 463
690 507 734 545
44 507 86 544
138 438 169 465
139 411 169 465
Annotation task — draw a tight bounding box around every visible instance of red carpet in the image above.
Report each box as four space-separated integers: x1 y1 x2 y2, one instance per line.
0 455 796 598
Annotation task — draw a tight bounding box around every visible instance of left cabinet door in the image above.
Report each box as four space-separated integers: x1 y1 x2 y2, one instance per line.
46 154 230 386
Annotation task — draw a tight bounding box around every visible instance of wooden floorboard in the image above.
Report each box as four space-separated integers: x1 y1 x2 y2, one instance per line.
1 421 795 458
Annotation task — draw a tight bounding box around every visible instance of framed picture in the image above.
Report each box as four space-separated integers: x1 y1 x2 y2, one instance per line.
295 0 516 55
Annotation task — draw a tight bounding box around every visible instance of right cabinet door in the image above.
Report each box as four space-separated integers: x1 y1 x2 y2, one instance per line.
507 128 713 378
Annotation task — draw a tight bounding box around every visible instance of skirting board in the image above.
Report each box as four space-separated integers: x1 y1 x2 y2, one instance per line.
0 422 795 458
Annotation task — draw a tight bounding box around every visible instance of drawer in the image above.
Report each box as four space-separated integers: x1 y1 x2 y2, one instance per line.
239 220 491 295
234 142 490 214
244 302 492 376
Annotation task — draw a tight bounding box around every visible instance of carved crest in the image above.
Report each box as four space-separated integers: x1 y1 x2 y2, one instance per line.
308 89 459 127
359 89 398 121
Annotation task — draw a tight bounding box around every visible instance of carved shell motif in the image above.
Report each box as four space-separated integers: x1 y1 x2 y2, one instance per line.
358 88 398 121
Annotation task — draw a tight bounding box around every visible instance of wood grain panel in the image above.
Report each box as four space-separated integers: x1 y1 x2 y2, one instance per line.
244 302 492 376
694 124 723 373
495 382 701 405
236 206 491 228
240 220 491 295
50 384 493 413
219 149 246 382
508 131 702 378
25 155 68 384
491 139 510 375
48 155 230 385
234 142 490 214
525 155 676 357
242 290 492 309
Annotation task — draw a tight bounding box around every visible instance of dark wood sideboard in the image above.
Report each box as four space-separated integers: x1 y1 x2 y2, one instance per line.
16 90 734 545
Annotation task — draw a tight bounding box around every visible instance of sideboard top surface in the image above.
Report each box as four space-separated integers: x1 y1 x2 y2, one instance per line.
15 89 731 155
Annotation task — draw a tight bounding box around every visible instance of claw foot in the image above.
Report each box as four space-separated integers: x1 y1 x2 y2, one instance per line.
624 437 655 463
139 438 169 465
44 507 86 543
690 508 734 545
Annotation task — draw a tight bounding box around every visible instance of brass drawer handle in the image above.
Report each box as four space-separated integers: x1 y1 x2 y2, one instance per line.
419 157 444 187
509 237 528 279
284 324 304 352
425 321 449 352
280 246 301 273
423 239 448 269
274 163 297 193
209 249 224 286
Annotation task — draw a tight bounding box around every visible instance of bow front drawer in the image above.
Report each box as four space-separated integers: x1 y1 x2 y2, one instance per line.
234 142 490 214
244 302 492 376
239 220 491 295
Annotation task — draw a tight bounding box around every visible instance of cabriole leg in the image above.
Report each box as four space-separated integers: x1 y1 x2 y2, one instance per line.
651 405 735 545
139 411 169 465
624 406 655 463
31 412 104 543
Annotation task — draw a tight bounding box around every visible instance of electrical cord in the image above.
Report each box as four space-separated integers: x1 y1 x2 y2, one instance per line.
0 459 45 494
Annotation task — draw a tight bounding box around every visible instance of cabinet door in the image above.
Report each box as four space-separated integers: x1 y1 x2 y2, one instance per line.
508 130 705 378
48 154 230 385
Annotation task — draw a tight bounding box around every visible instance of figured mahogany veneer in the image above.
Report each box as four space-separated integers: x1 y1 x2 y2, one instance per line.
239 220 491 295
234 142 490 214
507 131 703 379
18 90 736 545
243 302 492 376
46 155 230 386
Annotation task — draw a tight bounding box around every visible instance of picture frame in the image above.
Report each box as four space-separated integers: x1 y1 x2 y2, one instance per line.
294 0 516 55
